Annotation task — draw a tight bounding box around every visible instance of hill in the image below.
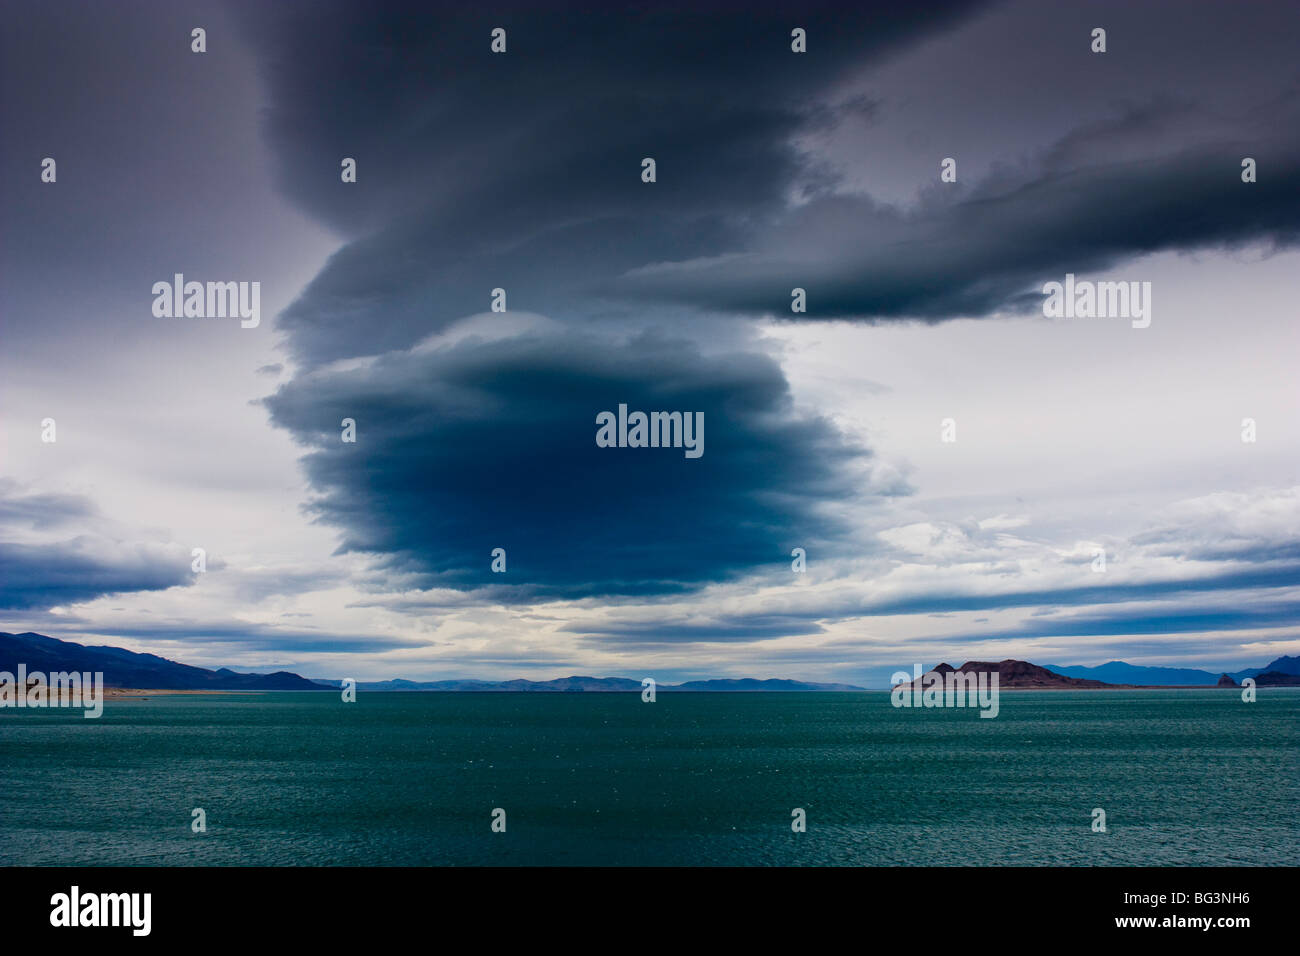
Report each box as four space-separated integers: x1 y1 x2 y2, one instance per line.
897 660 1127 690
0 631 323 690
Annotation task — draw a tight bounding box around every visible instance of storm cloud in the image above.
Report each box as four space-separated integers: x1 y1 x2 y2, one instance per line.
242 0 1300 604
621 112 1300 320
4 0 1297 676
0 539 194 611
0 483 197 610
264 322 886 598
231 0 986 366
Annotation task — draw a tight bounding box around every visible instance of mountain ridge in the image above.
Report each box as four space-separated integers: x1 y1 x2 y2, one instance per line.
0 631 322 691
1045 655 1300 686
308 675 866 692
4 631 1298 691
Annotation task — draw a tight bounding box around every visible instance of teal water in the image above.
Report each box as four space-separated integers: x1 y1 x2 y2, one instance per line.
1 690 1295 865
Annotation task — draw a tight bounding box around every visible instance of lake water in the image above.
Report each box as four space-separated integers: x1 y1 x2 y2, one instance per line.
2 689 1295 865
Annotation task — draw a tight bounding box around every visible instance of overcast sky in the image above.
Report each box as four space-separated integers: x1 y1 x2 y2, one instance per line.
2 0 1297 686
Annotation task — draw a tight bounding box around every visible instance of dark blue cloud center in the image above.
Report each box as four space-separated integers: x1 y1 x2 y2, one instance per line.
265 330 867 596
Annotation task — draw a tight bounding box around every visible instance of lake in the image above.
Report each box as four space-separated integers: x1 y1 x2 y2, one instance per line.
2 689 1295 865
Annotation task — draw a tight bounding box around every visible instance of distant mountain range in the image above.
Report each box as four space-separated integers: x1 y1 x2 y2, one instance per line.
1045 656 1300 687
3 630 1298 692
308 676 866 692
0 631 321 690
0 632 861 692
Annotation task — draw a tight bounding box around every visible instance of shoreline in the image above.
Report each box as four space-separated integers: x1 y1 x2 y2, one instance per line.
104 688 265 698
95 684 1294 695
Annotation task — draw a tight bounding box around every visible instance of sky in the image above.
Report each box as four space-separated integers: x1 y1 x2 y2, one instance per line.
2 0 1297 687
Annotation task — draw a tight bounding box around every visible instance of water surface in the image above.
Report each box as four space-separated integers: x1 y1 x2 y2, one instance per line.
2 689 1295 865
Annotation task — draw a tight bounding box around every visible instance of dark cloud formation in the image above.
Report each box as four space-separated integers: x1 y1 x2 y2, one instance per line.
1 0 1295 671
225 0 1300 614
625 100 1300 319
235 0 985 597
571 612 827 644
264 326 881 597
0 484 195 609
234 0 1300 357
0 540 193 610
231 0 985 366
242 0 1300 602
